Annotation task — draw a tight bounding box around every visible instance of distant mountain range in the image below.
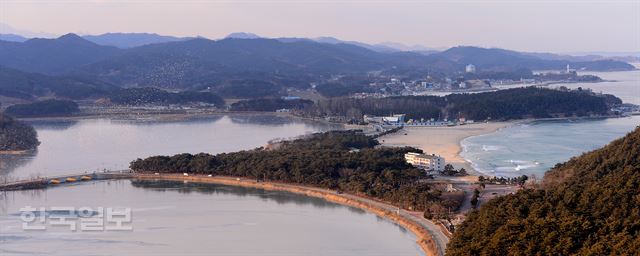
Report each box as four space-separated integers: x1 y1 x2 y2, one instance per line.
0 31 442 53
72 37 439 89
0 34 121 74
82 33 191 48
0 34 28 42
0 32 635 100
3 31 637 59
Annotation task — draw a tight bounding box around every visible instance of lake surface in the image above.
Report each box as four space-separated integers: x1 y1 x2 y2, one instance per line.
461 116 640 178
0 180 422 256
0 115 340 179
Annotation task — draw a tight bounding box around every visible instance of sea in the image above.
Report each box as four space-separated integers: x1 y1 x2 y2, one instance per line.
461 68 640 178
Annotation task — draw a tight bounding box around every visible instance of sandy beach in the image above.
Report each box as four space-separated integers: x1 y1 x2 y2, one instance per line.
379 122 515 178
0 150 30 155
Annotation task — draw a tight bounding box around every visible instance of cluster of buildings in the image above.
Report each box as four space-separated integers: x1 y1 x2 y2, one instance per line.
346 63 593 99
405 152 445 172
363 114 473 127
353 65 493 98
363 114 407 125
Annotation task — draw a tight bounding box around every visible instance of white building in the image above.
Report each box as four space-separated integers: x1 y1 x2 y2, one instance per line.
405 152 445 172
465 64 476 73
382 114 406 125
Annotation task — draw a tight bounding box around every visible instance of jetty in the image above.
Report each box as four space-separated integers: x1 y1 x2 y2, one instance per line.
0 170 135 191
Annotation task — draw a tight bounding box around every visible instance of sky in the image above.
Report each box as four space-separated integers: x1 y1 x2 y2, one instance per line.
0 0 639 53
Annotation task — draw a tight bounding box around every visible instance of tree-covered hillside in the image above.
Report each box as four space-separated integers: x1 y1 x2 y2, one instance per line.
130 131 463 212
108 87 224 106
446 127 640 255
5 99 80 117
0 34 121 74
0 65 115 100
0 113 40 151
304 87 620 121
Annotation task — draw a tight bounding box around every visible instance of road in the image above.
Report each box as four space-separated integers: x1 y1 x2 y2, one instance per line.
336 189 449 256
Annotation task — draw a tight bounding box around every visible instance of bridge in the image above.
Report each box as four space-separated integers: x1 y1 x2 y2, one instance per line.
0 170 134 191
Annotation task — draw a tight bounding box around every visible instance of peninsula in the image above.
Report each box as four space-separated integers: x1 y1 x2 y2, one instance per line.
130 130 461 255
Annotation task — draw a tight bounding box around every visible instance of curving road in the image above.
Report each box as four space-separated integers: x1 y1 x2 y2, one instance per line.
336 191 449 256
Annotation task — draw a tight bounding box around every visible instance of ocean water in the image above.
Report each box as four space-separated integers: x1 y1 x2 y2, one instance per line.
461 116 639 178
556 69 640 105
461 68 640 178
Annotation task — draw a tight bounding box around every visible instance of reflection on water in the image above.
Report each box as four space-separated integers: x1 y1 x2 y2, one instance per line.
2 114 341 179
26 119 79 131
0 180 421 256
0 152 37 176
129 179 367 214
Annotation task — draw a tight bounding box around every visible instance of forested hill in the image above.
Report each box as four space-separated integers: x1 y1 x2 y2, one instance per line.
303 87 621 121
446 127 640 255
0 113 40 151
130 131 463 213
0 34 120 74
5 99 80 118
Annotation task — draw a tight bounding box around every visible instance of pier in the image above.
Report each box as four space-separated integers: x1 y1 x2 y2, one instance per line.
0 170 135 191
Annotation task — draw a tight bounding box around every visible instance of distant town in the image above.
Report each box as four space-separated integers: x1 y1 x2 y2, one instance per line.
316 64 603 99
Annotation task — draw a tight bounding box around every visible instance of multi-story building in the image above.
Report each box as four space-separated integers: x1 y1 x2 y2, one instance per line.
465 64 476 73
405 152 445 172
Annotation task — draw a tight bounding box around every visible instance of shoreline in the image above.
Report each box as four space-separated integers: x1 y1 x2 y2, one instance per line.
378 121 517 179
15 110 295 122
378 115 622 179
456 121 524 177
455 115 627 177
133 174 446 256
0 149 31 155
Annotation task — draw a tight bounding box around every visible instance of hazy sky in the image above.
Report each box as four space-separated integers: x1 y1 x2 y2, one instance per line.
1 0 639 53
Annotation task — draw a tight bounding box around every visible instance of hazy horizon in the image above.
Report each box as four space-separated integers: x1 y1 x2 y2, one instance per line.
1 0 639 54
